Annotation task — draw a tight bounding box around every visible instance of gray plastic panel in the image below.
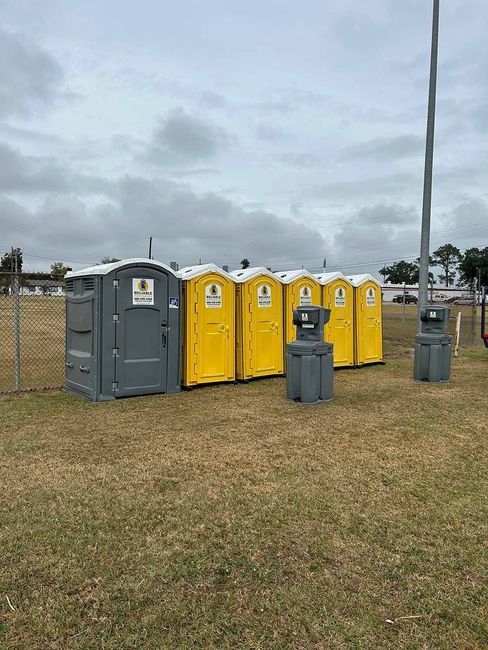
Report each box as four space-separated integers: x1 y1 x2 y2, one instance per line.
414 334 452 383
65 261 181 401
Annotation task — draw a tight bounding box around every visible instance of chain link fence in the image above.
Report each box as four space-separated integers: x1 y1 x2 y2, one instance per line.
0 272 65 393
0 274 484 394
382 285 482 353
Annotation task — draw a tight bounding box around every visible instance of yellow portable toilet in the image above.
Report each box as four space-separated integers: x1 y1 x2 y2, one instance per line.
313 272 354 368
179 263 235 386
275 269 322 345
230 267 284 380
347 274 383 366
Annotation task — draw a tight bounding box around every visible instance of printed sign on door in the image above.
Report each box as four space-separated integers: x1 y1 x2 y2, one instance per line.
205 283 222 308
257 284 272 307
299 285 313 306
132 278 154 305
366 287 376 307
335 287 346 307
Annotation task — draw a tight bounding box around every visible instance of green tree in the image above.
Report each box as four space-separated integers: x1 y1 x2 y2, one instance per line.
431 244 461 287
458 247 488 287
240 258 250 269
379 260 419 284
50 262 69 279
1 248 23 272
100 257 121 264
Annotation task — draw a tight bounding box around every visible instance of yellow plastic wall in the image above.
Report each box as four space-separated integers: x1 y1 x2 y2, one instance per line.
182 273 235 386
235 275 284 379
283 277 322 345
353 280 383 365
321 278 354 367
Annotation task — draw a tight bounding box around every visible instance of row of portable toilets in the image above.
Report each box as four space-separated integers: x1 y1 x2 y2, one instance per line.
64 259 383 401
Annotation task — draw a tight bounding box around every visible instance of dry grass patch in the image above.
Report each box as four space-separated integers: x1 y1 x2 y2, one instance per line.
1 355 487 648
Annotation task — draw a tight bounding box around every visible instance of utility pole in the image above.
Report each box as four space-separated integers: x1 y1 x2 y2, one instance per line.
417 0 440 329
148 236 153 259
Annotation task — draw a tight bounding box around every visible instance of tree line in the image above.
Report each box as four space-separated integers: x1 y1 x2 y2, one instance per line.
0 251 120 280
1 245 486 287
379 244 488 287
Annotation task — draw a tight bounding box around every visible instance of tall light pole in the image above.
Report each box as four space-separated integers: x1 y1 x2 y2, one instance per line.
417 0 440 327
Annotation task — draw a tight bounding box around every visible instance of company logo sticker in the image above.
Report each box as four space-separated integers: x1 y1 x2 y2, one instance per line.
366 287 376 307
335 286 346 307
132 278 154 305
299 285 312 306
257 284 272 307
205 283 222 308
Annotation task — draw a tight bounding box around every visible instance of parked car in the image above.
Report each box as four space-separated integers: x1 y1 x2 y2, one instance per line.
453 298 474 305
392 293 418 304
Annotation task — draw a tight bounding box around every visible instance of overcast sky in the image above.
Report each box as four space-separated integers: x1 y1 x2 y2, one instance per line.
1 0 487 276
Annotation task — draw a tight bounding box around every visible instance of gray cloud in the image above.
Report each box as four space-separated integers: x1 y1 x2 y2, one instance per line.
340 135 424 162
0 123 61 144
0 28 64 117
0 140 109 194
1 0 487 277
198 91 227 108
254 122 287 142
274 153 328 169
310 172 418 202
1 170 327 270
144 108 231 166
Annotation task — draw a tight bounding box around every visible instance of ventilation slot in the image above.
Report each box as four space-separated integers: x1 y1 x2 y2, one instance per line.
83 278 95 292
65 279 74 292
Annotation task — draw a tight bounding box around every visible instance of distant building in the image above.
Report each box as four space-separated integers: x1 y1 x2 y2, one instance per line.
20 279 65 296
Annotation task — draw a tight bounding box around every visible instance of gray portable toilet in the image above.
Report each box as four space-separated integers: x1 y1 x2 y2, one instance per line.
65 258 181 401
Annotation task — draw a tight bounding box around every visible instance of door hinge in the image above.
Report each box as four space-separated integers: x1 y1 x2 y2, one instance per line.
113 279 119 288
112 348 119 356
113 313 119 322
112 381 118 389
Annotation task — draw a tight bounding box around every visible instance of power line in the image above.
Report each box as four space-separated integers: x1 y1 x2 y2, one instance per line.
153 191 488 242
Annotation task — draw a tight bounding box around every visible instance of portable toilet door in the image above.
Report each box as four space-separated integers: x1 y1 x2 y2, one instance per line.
179 264 235 386
276 270 322 346
231 267 284 379
347 274 383 366
314 272 354 368
65 258 181 401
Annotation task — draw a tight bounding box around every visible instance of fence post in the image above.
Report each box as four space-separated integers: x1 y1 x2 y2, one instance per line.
471 283 477 346
401 284 406 338
454 311 461 357
13 266 21 392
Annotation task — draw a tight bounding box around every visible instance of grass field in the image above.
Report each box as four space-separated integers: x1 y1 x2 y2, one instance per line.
0 297 65 392
1 352 487 648
0 297 483 393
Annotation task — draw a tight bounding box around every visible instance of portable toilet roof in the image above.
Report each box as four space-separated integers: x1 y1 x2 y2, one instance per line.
347 273 380 287
275 269 317 284
313 271 345 285
230 267 281 283
178 263 234 281
66 258 178 278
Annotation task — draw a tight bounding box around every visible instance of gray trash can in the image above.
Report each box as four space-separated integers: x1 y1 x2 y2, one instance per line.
286 306 334 404
414 306 452 383
65 258 181 401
